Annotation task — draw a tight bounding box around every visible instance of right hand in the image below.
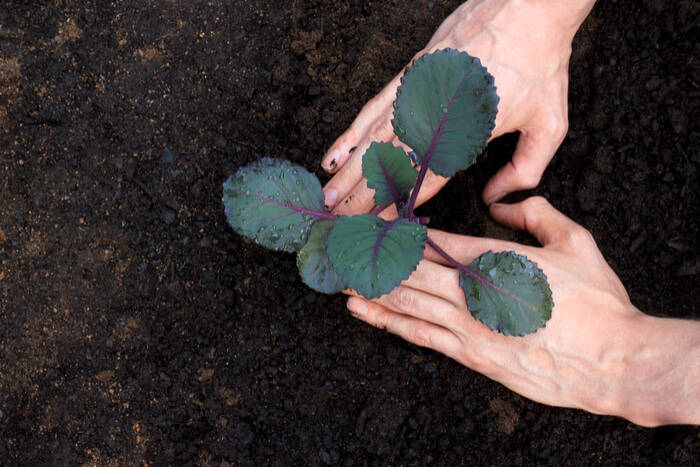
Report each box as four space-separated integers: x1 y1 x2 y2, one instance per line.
322 0 594 215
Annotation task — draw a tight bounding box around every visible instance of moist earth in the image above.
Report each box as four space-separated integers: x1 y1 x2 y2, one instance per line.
0 0 698 464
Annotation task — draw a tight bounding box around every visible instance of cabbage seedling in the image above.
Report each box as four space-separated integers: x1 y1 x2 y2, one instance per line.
223 49 552 336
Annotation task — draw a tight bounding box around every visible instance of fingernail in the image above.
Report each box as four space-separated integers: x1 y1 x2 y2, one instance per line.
347 297 367 316
324 188 337 209
485 192 506 205
321 149 340 170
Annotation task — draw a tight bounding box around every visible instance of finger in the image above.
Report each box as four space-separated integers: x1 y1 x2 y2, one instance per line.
321 77 401 173
424 228 525 266
401 261 463 308
411 170 450 209
375 280 464 329
347 296 461 356
331 179 376 216
323 114 396 209
488 196 575 246
482 115 567 205
331 136 411 216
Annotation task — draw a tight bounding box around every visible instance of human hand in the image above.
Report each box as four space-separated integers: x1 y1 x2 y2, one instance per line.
346 197 700 426
322 0 595 214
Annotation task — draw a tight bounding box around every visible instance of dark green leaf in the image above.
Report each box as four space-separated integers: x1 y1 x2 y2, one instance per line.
327 215 426 299
362 142 417 206
392 49 499 177
222 158 333 252
296 220 345 294
459 251 553 336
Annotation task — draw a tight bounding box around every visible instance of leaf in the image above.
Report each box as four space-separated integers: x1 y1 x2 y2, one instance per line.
361 142 417 206
392 49 499 178
459 251 553 336
327 214 426 299
296 220 345 294
222 158 334 252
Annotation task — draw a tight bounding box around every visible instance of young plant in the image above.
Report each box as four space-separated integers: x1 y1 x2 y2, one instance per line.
223 49 552 336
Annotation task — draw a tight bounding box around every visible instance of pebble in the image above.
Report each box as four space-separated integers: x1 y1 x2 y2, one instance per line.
215 136 227 149
162 147 175 164
629 230 647 253
161 207 176 225
667 107 687 134
677 256 700 277
96 370 115 383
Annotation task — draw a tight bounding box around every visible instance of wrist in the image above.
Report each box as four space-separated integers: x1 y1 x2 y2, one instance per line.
614 311 700 426
525 0 596 38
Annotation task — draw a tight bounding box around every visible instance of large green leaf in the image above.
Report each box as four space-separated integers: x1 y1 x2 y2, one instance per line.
361 142 417 206
392 49 499 177
327 215 426 299
296 220 345 294
222 158 333 252
459 251 552 336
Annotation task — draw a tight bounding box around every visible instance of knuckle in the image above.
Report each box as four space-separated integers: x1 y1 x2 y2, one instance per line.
410 325 431 348
513 165 542 189
391 288 415 313
369 119 393 141
468 352 495 375
522 196 549 210
373 310 393 332
554 117 569 142
521 170 542 189
568 225 595 247
540 115 568 141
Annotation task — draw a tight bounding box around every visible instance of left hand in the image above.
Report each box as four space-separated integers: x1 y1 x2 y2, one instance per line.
322 0 589 214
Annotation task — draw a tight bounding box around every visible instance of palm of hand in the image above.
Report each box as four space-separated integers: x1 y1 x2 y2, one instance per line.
322 0 575 215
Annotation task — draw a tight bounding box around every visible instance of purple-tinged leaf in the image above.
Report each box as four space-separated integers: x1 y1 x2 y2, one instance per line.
222 158 335 252
327 214 426 299
427 238 552 336
460 251 553 336
297 220 345 294
362 142 417 206
392 49 498 178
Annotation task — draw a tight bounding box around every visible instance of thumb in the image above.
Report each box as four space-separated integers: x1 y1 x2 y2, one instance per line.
489 196 574 247
482 119 567 205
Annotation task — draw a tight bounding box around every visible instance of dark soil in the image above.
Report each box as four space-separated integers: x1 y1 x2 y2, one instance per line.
1 0 698 464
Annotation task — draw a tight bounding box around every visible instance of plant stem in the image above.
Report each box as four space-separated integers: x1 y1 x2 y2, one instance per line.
426 236 488 285
370 203 393 216
426 236 532 307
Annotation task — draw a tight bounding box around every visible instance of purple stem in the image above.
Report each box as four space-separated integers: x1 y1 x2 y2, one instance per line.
370 203 393 216
425 236 533 310
247 192 338 220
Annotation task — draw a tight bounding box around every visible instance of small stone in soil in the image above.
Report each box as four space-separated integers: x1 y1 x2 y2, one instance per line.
162 147 175 164
162 207 176 224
